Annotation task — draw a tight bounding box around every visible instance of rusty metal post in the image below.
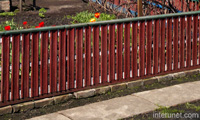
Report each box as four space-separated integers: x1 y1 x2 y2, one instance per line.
19 0 22 12
137 0 143 17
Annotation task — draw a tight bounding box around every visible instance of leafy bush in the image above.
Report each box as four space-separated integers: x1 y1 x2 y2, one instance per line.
0 9 18 17
0 12 16 16
98 13 116 21
39 8 47 18
0 19 22 31
67 11 116 24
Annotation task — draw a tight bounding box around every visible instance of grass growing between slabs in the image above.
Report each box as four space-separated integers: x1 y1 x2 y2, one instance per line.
123 101 200 120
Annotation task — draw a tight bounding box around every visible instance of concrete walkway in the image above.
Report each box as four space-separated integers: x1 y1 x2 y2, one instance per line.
28 81 200 120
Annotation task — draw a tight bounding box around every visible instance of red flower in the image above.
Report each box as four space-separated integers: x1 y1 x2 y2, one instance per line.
39 22 44 27
94 12 100 18
4 26 11 31
52 25 56 26
23 21 27 25
35 26 40 28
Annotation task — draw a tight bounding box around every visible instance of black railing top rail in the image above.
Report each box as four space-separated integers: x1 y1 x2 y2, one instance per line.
0 10 200 35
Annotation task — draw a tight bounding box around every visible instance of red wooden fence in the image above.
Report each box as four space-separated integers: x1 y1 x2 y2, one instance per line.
1 11 200 107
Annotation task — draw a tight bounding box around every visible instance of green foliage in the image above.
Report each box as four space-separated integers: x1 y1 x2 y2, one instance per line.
185 103 200 111
67 11 94 24
14 9 20 14
67 11 116 24
0 12 16 16
0 19 22 31
98 13 116 21
39 8 47 18
156 105 185 114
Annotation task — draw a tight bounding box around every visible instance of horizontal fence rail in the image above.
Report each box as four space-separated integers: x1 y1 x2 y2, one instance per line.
1 11 200 107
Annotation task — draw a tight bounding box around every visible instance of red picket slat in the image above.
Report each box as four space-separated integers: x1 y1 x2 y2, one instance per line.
167 18 172 71
160 19 165 72
59 29 66 91
101 25 108 83
193 15 198 66
76 28 83 88
124 23 130 79
139 21 145 76
146 20 152 75
40 31 48 95
85 26 91 87
11 34 20 100
31 33 39 97
1 36 10 102
132 22 138 78
21 33 30 98
153 19 159 74
117 23 123 80
199 15 200 64
186 16 192 67
50 31 58 93
93 26 100 85
68 29 75 90
109 24 115 82
180 17 185 68
66 30 71 90
173 17 179 70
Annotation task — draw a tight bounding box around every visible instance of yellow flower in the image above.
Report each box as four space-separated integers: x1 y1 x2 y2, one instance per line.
90 18 96 22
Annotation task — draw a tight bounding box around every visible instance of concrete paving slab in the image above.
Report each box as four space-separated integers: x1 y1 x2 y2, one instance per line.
58 95 158 120
133 81 200 107
28 81 200 120
28 113 71 120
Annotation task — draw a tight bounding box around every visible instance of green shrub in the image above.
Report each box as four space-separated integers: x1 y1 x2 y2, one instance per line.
67 11 116 24
0 19 22 31
39 8 47 18
98 13 116 21
0 12 16 16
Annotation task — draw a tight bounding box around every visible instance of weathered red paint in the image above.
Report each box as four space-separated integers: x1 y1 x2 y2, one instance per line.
93 26 100 85
59 29 66 91
40 31 48 95
31 33 39 97
101 25 108 83
85 26 91 86
21 33 30 98
11 34 20 100
109 24 115 82
76 28 83 88
117 23 123 80
139 21 145 76
146 20 152 75
124 23 130 79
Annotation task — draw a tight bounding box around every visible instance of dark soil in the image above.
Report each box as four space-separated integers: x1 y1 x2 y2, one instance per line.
0 0 124 26
0 73 200 120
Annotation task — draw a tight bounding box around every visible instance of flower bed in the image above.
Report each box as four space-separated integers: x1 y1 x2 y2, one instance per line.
0 0 125 31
